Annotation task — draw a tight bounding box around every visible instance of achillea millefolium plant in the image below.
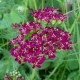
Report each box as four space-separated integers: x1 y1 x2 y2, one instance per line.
10 7 72 69
3 70 24 80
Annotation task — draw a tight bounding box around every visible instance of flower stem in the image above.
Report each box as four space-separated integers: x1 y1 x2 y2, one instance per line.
33 0 37 10
31 68 36 80
42 0 44 9
52 0 53 7
1 42 9 48
45 64 60 80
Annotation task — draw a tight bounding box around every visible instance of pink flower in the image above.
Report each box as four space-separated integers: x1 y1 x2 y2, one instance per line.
32 7 66 23
10 7 72 68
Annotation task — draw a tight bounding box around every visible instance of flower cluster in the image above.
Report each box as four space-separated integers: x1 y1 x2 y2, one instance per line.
10 24 72 68
10 7 72 68
32 7 66 23
10 22 46 68
3 71 25 80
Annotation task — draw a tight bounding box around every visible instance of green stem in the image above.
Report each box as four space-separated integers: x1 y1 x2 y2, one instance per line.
70 13 80 33
42 0 44 9
1 42 9 48
65 0 69 29
45 64 60 80
2 30 4 44
51 0 53 7
60 65 66 80
23 0 28 22
33 0 37 10
31 68 36 80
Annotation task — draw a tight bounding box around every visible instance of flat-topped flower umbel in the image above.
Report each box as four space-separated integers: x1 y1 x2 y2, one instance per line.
10 7 72 68
32 7 66 23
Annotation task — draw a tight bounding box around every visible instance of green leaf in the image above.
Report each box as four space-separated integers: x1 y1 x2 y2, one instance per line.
0 27 19 40
67 71 80 80
10 10 22 23
0 14 11 29
39 61 50 70
53 51 65 67
0 10 22 30
67 55 79 70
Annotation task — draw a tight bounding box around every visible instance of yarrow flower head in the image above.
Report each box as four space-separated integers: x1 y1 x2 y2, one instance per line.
32 7 66 23
10 7 72 68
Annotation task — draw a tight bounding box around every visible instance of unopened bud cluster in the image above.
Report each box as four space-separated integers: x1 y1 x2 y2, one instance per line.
10 70 21 78
3 71 24 80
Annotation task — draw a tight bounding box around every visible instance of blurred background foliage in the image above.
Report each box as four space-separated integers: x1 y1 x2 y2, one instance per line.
0 0 80 80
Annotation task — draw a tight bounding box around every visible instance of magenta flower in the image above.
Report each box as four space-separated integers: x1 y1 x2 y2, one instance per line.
10 7 72 68
32 7 66 23
20 22 42 35
10 25 72 68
